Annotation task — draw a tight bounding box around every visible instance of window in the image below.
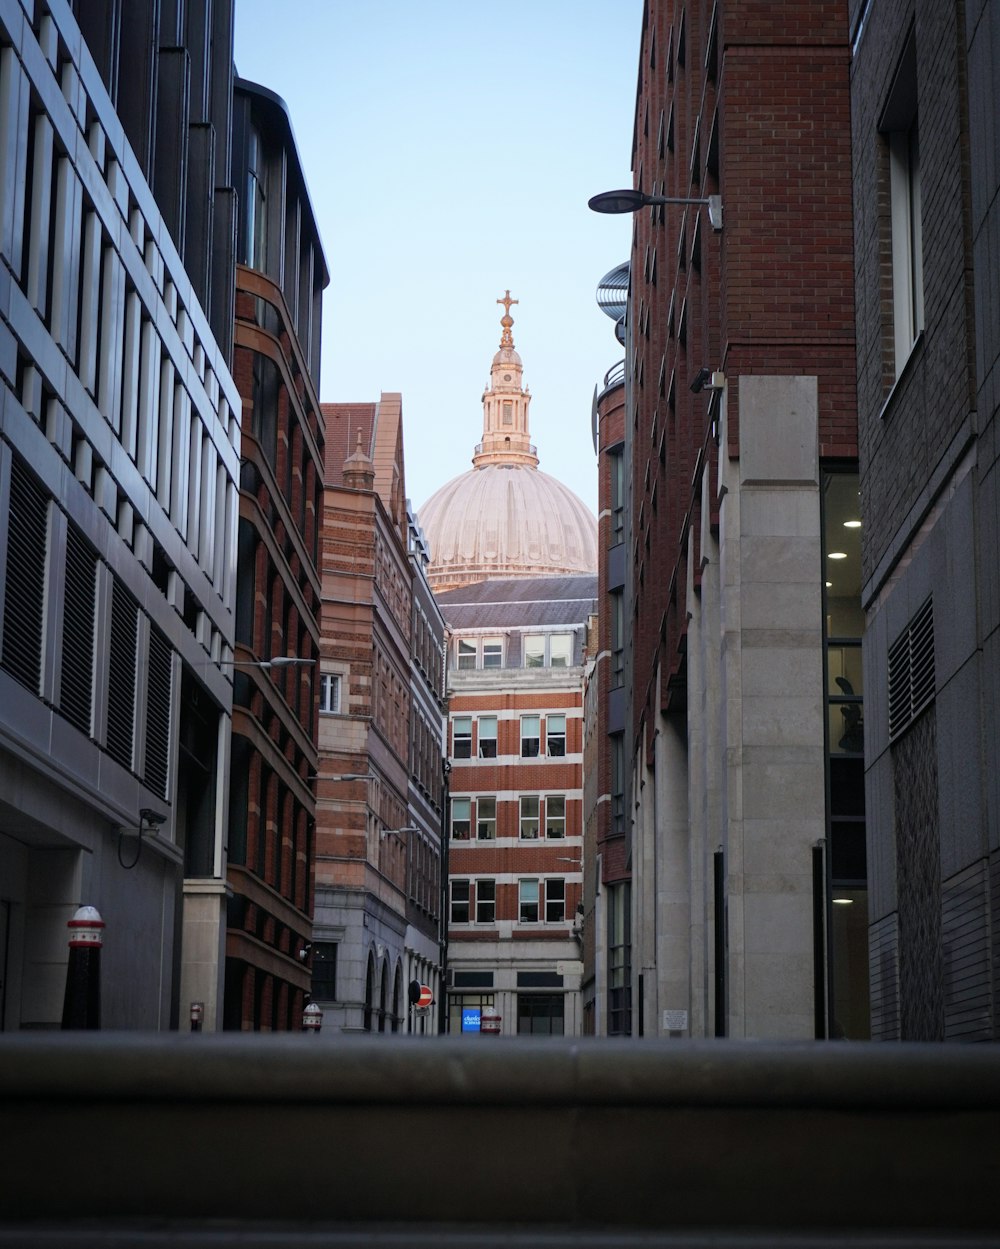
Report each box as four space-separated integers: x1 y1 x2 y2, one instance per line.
457 639 476 669
611 734 625 834
517 993 564 1035
311 942 337 1001
550 635 572 667
475 879 496 923
521 715 540 757
476 796 496 840
517 878 565 925
545 795 566 839
519 878 539 922
611 592 624 688
453 716 472 759
524 635 545 668
319 673 341 714
482 637 503 668
882 29 922 378
546 714 566 757
451 797 471 840
478 716 498 758
502 401 513 425
450 879 470 923
520 795 540 839
609 452 624 544
523 633 573 668
545 878 566 923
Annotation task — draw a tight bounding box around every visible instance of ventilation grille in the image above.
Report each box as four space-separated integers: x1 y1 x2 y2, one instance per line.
59 524 98 734
888 597 935 741
144 626 172 799
2 457 48 693
106 579 138 770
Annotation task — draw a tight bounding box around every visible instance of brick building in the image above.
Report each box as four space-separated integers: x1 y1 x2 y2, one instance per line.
593 0 863 1038
223 80 328 1030
438 575 596 1036
582 264 630 1035
312 395 447 1034
418 297 597 1035
850 0 1000 1039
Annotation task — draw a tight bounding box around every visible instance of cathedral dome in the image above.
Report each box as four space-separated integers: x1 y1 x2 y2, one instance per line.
418 292 597 593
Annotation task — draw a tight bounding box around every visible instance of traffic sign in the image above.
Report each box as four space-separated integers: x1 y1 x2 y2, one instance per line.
416 984 433 1010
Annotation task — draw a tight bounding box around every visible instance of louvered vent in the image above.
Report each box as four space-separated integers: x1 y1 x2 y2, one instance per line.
1 457 48 693
106 579 138 770
144 627 172 799
60 524 97 735
888 597 935 741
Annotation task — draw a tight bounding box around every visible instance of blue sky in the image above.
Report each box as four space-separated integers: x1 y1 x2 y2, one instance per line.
234 1 640 515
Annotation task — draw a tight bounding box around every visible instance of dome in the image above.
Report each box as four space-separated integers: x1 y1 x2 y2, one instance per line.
418 291 597 593
419 463 598 592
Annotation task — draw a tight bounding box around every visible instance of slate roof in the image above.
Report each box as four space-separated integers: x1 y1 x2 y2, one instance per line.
434 575 598 629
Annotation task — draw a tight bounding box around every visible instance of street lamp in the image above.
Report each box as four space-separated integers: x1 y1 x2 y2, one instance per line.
220 656 316 670
589 188 723 232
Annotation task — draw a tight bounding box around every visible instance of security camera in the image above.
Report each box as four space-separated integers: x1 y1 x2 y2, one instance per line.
297 942 312 961
690 367 712 393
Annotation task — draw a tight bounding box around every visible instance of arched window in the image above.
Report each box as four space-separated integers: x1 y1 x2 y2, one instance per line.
378 959 388 1032
391 962 402 1033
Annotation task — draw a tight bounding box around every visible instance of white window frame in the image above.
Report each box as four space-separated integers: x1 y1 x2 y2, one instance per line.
523 633 573 668
520 794 540 839
453 716 472 759
521 715 540 758
451 879 470 923
457 639 476 670
546 714 566 757
545 878 566 923
519 878 539 923
319 672 341 714
450 797 471 840
545 794 566 839
476 796 496 840
482 637 503 669
478 715 498 758
475 878 496 924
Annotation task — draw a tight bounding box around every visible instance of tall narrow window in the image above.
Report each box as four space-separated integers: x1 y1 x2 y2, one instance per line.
524 636 545 668
549 635 572 667
319 673 341 714
475 879 496 923
545 878 566 923
545 795 566 839
478 715 498 758
881 30 922 379
520 715 540 758
2 457 48 693
450 879 470 923
457 639 476 669
519 879 539 923
476 796 496 840
453 716 472 759
450 797 471 840
520 795 540 839
546 714 566 757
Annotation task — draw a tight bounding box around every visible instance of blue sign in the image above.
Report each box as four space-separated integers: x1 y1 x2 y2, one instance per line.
462 1009 481 1033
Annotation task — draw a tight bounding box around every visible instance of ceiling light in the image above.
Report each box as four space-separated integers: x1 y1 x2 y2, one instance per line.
826 581 833 588
829 552 847 560
832 897 854 905
843 520 862 529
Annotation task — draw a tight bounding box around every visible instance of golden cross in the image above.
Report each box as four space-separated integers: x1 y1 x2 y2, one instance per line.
497 290 518 317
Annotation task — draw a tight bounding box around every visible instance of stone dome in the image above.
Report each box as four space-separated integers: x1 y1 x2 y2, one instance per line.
418 292 597 593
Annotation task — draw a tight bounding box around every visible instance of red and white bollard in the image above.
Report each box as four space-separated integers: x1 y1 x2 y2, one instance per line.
61 906 104 1030
481 1008 502 1036
302 1002 323 1033
190 1001 204 1031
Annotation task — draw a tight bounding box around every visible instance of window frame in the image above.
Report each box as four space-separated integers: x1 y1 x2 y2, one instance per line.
546 713 566 757
450 796 471 841
545 877 566 923
476 795 496 840
519 878 540 923
520 794 540 839
319 672 341 714
545 794 566 839
521 714 540 758
450 879 470 923
452 715 472 759
475 878 496 924
478 715 498 758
